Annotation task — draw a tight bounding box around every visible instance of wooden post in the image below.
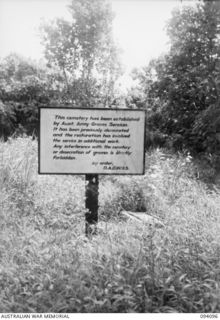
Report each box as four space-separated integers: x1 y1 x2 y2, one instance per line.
85 174 99 236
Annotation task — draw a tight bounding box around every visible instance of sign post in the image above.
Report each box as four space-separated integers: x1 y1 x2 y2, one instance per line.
39 107 145 236
85 174 99 236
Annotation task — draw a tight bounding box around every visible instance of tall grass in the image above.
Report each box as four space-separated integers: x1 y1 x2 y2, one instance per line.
0 137 219 312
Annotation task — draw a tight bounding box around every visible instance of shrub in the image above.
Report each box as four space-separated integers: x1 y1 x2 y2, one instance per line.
99 177 147 220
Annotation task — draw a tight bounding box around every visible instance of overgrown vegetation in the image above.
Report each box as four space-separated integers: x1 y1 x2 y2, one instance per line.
1 0 219 164
0 137 219 313
128 1 220 158
0 0 122 140
0 0 220 312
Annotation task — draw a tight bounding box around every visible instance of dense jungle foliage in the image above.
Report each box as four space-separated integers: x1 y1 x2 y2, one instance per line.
127 1 220 161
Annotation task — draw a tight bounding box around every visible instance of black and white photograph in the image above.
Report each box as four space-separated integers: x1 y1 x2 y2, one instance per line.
0 0 220 315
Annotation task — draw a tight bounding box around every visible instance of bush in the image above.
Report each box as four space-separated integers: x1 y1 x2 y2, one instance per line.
99 177 147 220
145 129 168 150
192 103 220 154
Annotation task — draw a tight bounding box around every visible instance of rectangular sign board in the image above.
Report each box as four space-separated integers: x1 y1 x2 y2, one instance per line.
39 107 145 175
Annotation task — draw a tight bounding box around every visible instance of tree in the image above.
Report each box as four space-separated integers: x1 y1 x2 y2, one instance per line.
132 1 220 153
0 54 63 138
40 0 122 108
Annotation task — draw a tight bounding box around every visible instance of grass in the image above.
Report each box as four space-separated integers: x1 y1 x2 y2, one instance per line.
0 137 220 312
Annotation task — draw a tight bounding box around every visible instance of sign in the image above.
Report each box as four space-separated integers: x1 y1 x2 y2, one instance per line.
39 107 145 175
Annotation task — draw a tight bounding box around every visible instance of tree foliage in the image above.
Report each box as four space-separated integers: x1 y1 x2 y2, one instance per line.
40 0 121 108
130 1 220 154
0 54 65 138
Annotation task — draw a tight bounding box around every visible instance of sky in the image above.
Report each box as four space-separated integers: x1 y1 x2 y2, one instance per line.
0 0 187 89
